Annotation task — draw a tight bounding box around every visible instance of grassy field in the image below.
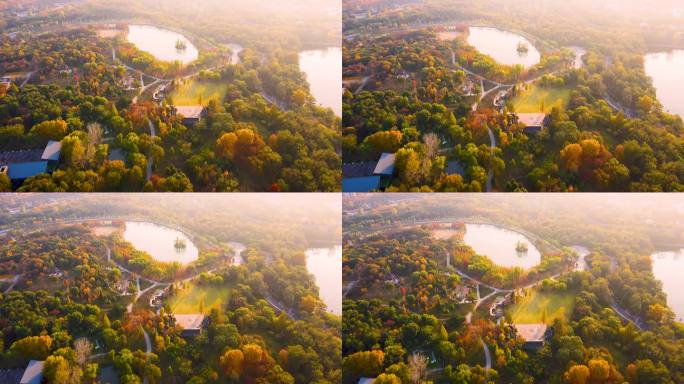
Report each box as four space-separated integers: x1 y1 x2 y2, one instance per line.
170 80 228 106
509 289 575 324
512 85 571 113
167 282 232 314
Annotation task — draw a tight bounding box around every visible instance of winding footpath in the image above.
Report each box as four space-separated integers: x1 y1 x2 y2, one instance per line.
106 245 152 384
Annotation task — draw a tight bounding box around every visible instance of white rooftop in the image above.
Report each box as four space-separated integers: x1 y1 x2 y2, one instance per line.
373 152 396 176
20 360 44 384
516 113 547 127
514 323 548 342
174 106 205 119
41 140 62 161
174 313 205 330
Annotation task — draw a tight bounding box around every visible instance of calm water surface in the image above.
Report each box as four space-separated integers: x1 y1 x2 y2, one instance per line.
651 250 684 322
467 27 541 68
123 221 199 264
127 25 199 64
306 246 342 315
463 224 541 269
299 47 342 116
644 50 684 118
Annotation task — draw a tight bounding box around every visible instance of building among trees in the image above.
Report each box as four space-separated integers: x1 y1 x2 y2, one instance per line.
513 323 549 350
342 152 396 192
515 113 548 134
173 314 207 337
173 106 207 126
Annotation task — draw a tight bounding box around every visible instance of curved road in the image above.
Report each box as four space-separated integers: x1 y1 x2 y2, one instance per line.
146 118 156 182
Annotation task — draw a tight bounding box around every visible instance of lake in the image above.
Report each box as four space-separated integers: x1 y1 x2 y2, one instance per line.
644 50 684 118
306 246 342 315
651 250 684 322
127 25 199 64
299 47 342 116
467 27 541 68
123 221 199 264
463 224 541 269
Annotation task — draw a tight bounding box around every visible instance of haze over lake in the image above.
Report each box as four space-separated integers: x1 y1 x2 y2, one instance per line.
306 246 342 315
127 25 199 64
644 50 684 118
467 27 541 68
463 224 542 269
123 221 199 264
299 47 342 116
651 250 684 322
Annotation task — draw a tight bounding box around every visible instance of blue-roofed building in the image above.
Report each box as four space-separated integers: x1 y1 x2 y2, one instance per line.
41 140 62 163
342 176 381 192
342 152 397 192
7 161 48 181
0 141 62 188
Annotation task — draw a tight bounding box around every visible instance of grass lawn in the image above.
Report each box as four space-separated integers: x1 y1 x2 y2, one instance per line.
509 289 575 324
167 282 232 314
512 85 571 113
170 80 228 106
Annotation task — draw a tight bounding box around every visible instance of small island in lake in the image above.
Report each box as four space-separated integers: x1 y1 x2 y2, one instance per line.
174 237 187 250
175 39 187 50
517 41 529 53
516 240 528 253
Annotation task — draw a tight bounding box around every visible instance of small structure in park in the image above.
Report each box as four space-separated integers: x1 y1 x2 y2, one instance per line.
515 113 548 134
174 313 207 337
19 360 44 384
173 106 207 126
513 323 549 350
0 141 62 187
445 161 466 177
342 152 397 192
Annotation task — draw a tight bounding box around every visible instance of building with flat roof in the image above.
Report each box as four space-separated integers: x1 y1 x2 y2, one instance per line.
514 323 549 350
0 142 63 186
342 152 397 192
7 161 48 181
174 314 206 337
174 106 207 126
515 113 548 134
19 360 44 384
343 176 381 192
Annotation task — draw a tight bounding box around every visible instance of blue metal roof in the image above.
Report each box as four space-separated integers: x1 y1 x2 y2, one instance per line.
8 161 48 180
343 176 381 192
